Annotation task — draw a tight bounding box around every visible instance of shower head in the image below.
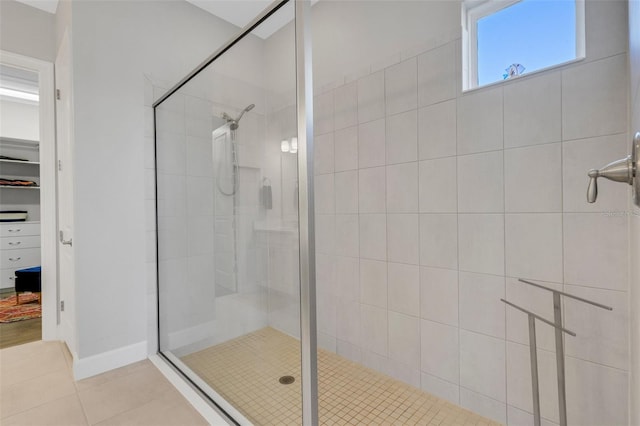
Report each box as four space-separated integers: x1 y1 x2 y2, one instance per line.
234 103 255 122
222 103 255 131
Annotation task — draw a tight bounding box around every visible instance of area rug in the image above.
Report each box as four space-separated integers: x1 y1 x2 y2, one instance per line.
0 294 41 323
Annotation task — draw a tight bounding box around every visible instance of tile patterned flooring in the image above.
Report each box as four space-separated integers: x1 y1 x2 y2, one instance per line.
182 327 501 426
0 340 207 425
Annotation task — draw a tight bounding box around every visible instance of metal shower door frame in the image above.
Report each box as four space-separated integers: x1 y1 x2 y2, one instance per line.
152 0 319 424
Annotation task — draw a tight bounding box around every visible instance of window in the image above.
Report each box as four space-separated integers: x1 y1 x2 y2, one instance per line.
462 0 585 90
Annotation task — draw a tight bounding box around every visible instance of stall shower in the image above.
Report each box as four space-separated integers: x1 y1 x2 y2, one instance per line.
213 103 257 296
154 0 637 425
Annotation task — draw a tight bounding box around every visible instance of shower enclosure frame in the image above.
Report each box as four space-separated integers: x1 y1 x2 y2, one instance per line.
152 0 318 424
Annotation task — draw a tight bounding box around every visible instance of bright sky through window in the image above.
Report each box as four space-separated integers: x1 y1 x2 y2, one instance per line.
477 0 576 86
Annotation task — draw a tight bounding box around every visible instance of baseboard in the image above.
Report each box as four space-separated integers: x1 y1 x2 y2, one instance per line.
73 340 147 380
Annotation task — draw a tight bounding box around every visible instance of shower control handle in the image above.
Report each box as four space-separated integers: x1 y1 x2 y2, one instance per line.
587 156 632 202
587 132 639 204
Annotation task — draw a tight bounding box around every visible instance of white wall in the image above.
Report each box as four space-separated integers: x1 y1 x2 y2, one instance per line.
64 0 242 367
307 1 631 425
628 1 640 425
0 100 39 140
0 0 55 62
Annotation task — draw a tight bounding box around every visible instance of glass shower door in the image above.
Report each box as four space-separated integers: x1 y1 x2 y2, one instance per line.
155 2 307 423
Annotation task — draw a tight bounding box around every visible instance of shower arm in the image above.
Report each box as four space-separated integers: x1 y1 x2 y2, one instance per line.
586 132 639 206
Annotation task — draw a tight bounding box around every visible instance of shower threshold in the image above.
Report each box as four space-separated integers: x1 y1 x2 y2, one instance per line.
180 327 501 425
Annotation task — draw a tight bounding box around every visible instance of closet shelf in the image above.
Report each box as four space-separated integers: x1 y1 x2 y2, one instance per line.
0 137 39 149
0 159 40 165
0 185 39 190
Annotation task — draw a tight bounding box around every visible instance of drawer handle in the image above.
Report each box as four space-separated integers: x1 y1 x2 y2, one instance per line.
9 276 14 280
8 257 21 261
8 241 21 246
8 229 21 233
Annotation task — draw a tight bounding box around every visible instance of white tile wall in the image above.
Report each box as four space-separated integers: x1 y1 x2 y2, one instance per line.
333 81 358 130
507 406 560 426
314 90 334 136
419 157 457 213
419 214 458 269
565 356 629 426
315 214 335 254
358 118 386 168
421 372 459 405
360 304 388 356
357 71 385 124
459 387 507 425
387 214 419 265
360 259 387 308
334 171 358 214
337 299 360 346
388 262 420 317
506 342 559 423
459 272 505 339
335 214 359 257
359 214 387 261
385 58 418 116
315 132 335 175
156 133 186 175
315 173 335 214
563 213 628 290
562 54 628 141
457 151 504 213
334 126 359 172
564 284 629 370
309 6 631 423
459 330 506 402
418 99 457 160
420 266 458 327
358 167 386 213
585 0 628 62
505 213 563 283
421 319 459 384
505 278 561 352
386 110 418 164
503 73 562 148
458 214 504 275
417 43 456 107
388 311 420 368
504 143 562 213
386 162 419 213
457 87 503 155
335 256 359 301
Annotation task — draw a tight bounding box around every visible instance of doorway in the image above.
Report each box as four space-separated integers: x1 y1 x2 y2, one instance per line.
0 50 57 348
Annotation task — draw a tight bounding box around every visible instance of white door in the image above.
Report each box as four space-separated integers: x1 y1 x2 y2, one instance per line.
55 29 76 353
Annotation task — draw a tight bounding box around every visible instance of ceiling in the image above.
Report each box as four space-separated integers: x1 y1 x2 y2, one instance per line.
14 0 296 39
186 0 294 39
14 0 58 14
0 64 39 103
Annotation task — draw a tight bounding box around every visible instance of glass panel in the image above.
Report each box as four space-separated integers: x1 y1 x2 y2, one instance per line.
310 1 518 425
155 2 303 423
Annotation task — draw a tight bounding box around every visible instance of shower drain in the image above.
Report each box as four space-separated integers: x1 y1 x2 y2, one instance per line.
279 375 295 385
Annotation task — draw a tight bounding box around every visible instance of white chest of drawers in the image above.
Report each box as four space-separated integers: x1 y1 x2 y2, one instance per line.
0 222 40 289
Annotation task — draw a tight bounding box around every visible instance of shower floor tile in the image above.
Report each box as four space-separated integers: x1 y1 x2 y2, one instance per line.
181 327 501 426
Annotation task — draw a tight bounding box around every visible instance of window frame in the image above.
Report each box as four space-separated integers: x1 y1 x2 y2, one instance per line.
461 0 586 91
